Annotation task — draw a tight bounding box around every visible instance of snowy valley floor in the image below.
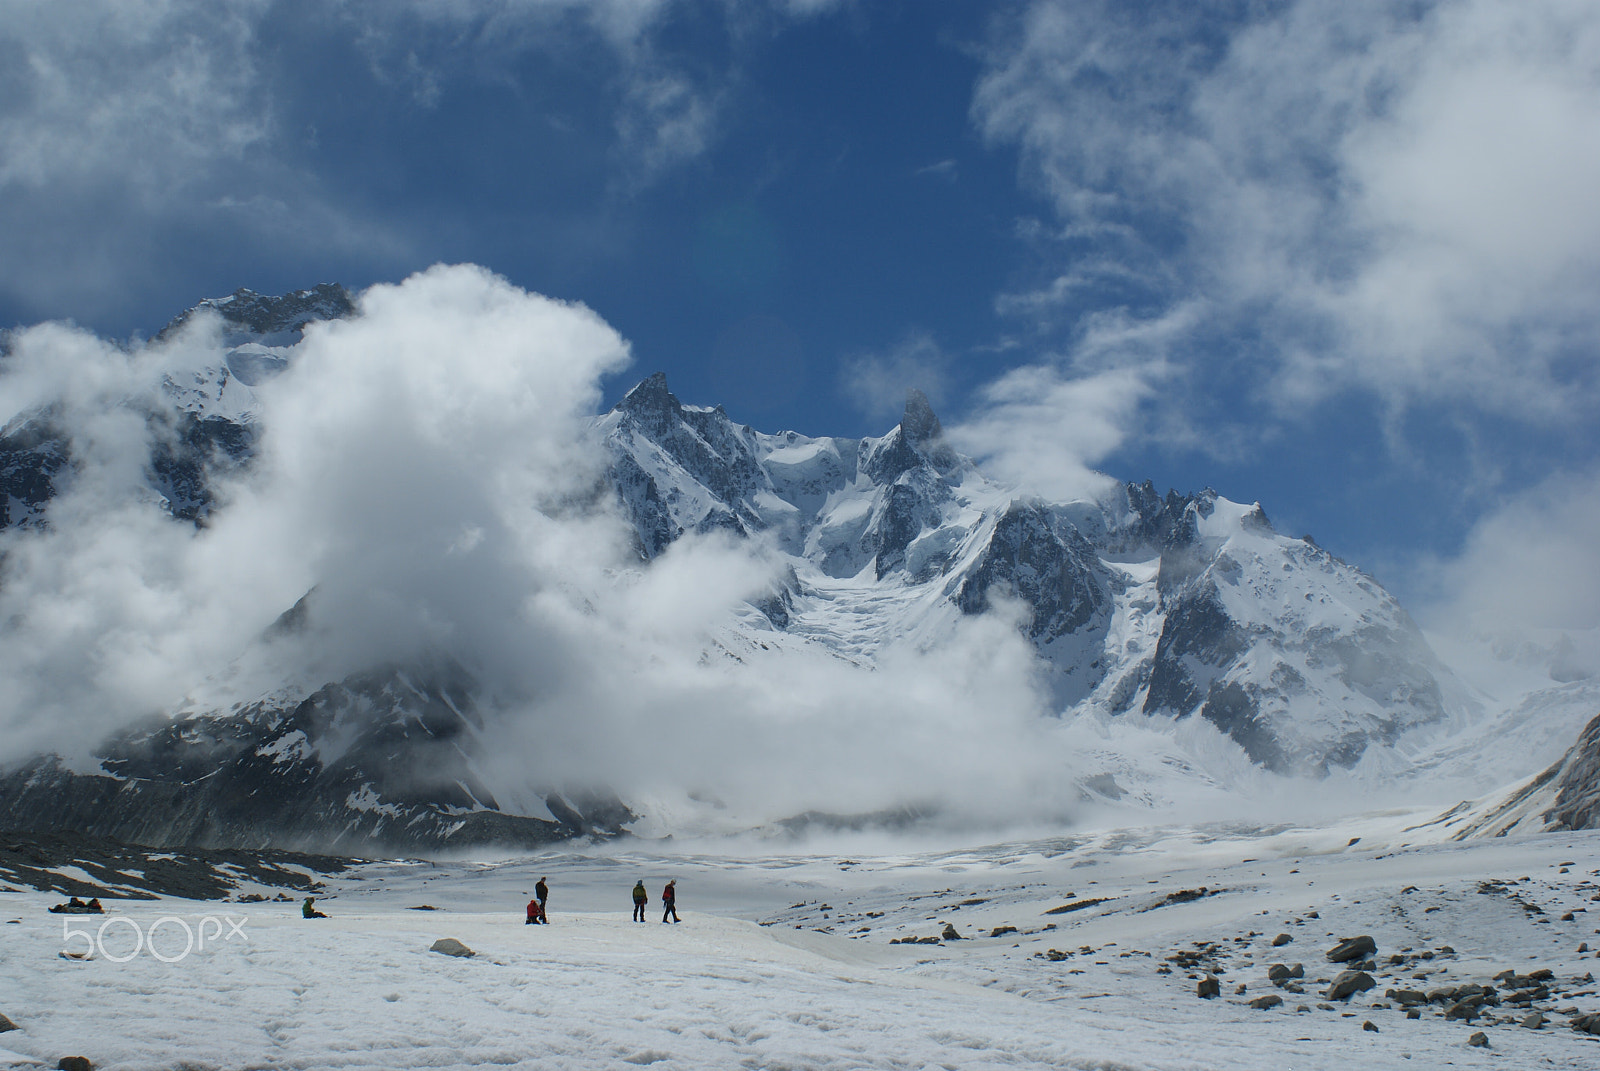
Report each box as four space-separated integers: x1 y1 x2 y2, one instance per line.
3 811 1600 1070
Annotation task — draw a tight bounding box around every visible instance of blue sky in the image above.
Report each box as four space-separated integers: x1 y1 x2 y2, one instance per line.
2 0 1597 628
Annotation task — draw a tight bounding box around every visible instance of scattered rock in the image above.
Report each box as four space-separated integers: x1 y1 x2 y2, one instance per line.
57 1060 93 1071
989 926 1017 938
1467 1031 1488 1048
1197 975 1221 999
1326 936 1378 963
1234 984 1248 995
1386 989 1428 1006
1249 994 1283 1010
1268 963 1293 983
1362 1021 1378 1033
1521 1012 1546 1029
1406 1009 1421 1020
1580 942 1589 953
409 905 438 911
941 923 962 941
1573 1013 1600 1035
1272 933 1293 947
429 937 475 958
1325 971 1376 1001
0 1012 16 1032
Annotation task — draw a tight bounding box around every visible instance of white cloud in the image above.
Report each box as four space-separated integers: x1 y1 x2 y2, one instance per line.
1421 468 1600 636
839 331 950 423
0 0 271 192
973 0 1600 423
0 264 1091 833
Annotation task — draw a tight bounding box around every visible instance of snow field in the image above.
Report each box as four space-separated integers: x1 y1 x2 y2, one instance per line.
3 814 1600 1070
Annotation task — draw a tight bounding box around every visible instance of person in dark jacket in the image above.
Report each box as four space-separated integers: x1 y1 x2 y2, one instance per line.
535 877 549 922
661 879 679 923
632 880 648 922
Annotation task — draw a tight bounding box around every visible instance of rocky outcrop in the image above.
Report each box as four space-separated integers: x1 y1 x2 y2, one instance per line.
1543 711 1600 830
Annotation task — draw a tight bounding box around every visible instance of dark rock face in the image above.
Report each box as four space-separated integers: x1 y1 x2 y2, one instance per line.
146 413 257 523
0 412 71 531
954 504 1110 644
1543 711 1600 831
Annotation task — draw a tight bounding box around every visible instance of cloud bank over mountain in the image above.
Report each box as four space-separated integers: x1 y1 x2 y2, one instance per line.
0 266 1096 835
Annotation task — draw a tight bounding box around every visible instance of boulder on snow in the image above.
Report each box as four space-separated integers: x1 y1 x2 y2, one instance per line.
1467 1031 1489 1048
0 1012 17 1033
1324 971 1376 1001
941 923 962 941
429 937 475 958
1197 975 1220 999
57 1059 93 1071
1271 933 1293 947
1248 994 1283 1010
1325 936 1377 963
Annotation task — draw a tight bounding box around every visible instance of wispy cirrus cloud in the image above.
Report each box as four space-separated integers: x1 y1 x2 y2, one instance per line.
973 0 1600 425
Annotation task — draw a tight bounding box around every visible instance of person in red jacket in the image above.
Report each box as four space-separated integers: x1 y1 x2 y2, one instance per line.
661 879 679 923
525 897 544 925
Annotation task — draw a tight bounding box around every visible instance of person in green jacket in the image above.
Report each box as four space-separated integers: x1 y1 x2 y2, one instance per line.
632 880 648 922
302 896 328 919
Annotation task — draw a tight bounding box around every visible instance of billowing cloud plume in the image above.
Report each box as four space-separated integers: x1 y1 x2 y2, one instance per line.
0 264 1090 835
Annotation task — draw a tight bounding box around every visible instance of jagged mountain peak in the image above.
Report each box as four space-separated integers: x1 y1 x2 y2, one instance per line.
901 388 943 447
157 282 354 343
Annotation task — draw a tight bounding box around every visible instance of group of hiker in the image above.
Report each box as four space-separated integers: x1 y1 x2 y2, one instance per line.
527 878 680 924
297 877 685 925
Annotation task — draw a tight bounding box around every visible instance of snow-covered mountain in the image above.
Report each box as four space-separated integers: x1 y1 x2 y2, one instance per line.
601 371 1453 775
0 283 1590 851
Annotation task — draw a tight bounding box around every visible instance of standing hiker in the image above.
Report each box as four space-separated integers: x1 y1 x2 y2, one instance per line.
661 879 679 923
535 876 550 923
632 880 648 922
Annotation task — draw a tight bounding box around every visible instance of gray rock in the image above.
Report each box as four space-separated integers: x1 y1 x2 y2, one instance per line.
1249 994 1283 1010
1521 1012 1546 1029
1325 971 1376 1001
1573 1013 1600 1035
0 1013 15 1032
1326 935 1378 963
1406 1009 1421 1020
1363 1021 1378 1032
1197 975 1221 999
1268 963 1292 983
941 923 962 941
1272 933 1293 947
429 937 475 958
1467 1031 1488 1048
